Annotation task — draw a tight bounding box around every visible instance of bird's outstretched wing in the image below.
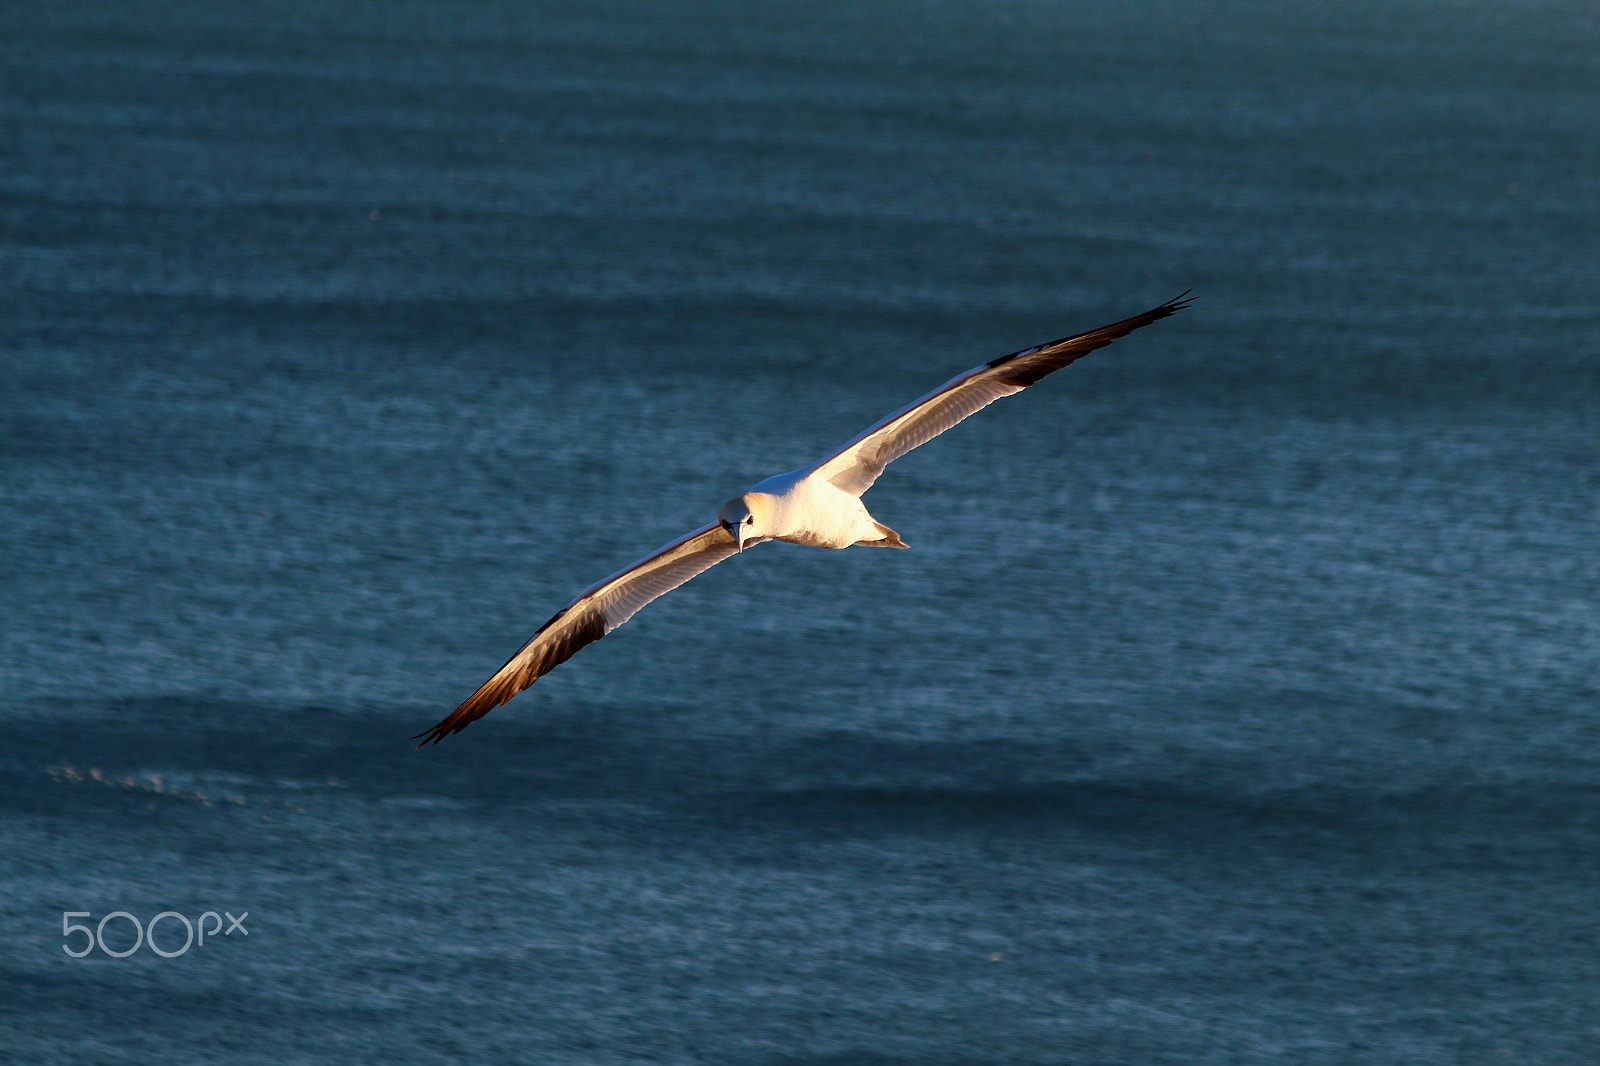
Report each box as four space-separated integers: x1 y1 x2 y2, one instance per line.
811 293 1192 496
416 522 740 745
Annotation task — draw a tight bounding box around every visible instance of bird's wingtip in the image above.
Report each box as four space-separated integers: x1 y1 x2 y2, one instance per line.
412 724 449 749
414 674 525 749
412 704 475 748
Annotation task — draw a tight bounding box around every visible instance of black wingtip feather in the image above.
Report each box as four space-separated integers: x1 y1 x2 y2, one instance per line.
984 291 1193 386
414 606 609 748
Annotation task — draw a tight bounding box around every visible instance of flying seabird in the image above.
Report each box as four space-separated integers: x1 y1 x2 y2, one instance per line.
417 293 1191 745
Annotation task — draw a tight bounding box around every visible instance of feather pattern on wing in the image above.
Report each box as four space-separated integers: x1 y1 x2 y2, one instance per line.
813 292 1192 496
415 522 739 745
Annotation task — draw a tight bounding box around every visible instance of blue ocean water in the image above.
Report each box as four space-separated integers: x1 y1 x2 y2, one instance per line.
3 0 1599 1061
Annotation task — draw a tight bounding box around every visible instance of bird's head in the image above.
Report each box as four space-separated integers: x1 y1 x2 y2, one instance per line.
718 494 765 551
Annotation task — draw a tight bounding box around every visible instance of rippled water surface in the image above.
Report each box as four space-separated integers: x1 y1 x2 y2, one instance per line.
4 1 1599 1062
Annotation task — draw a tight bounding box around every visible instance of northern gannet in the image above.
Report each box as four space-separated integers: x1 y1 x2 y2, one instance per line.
418 294 1190 745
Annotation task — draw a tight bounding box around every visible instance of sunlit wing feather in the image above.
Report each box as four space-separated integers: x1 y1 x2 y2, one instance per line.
812 292 1193 496
415 522 739 745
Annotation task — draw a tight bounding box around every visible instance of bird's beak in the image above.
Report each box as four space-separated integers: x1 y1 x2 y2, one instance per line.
734 525 746 552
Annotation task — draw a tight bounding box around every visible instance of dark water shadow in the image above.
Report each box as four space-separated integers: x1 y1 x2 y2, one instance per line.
12 696 1598 878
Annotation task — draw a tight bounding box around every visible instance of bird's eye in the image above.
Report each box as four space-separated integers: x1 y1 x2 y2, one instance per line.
745 516 754 524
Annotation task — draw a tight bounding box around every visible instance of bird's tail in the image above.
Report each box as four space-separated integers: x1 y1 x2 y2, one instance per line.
863 521 909 549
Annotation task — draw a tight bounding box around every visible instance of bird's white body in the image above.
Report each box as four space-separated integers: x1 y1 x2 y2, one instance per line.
745 467 898 549
418 294 1190 745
